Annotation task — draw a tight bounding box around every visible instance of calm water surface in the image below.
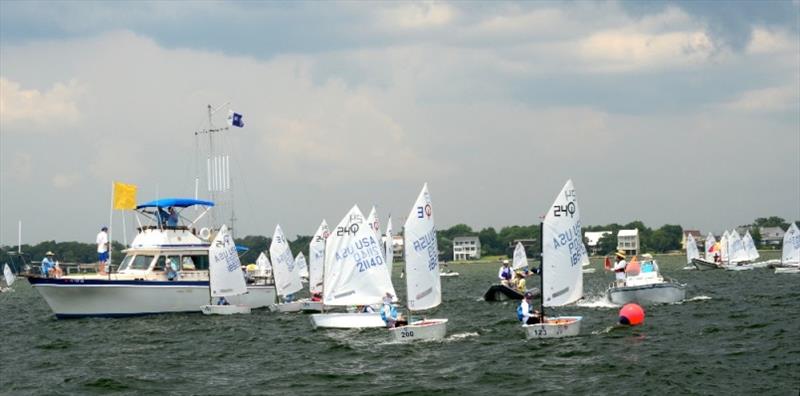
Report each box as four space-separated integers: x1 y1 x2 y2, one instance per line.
1 253 798 395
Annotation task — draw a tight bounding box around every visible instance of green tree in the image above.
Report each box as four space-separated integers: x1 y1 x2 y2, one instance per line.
478 227 503 256
753 216 789 229
596 233 617 256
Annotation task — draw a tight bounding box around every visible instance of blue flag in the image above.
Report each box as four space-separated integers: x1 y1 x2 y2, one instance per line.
228 111 244 128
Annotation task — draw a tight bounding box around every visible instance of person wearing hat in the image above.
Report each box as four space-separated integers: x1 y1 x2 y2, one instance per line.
41 251 56 278
517 292 541 324
613 250 628 286
498 260 513 287
96 226 109 275
380 292 400 328
513 270 527 293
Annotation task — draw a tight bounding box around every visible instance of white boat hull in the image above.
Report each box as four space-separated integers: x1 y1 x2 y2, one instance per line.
523 316 582 339
607 282 686 305
775 267 800 274
27 277 276 318
309 312 385 329
724 264 753 271
692 258 721 271
388 319 447 342
439 272 459 277
270 300 324 313
201 304 251 315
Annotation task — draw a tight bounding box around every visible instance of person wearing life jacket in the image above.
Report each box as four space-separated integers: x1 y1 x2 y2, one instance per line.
613 250 628 286
514 270 527 293
517 292 541 325
498 260 513 286
380 292 399 328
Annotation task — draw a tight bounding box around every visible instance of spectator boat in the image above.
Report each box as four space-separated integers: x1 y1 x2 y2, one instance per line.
25 198 276 318
606 255 686 305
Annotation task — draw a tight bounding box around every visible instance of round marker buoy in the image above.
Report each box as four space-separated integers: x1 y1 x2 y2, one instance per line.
619 303 645 326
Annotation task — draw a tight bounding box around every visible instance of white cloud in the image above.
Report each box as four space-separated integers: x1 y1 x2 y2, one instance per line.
377 2 455 29
746 27 797 54
0 77 84 128
720 84 800 113
52 172 83 188
578 30 717 72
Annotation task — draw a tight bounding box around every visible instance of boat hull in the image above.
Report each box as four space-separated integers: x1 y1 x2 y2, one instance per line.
201 304 251 315
388 319 447 342
775 267 800 274
606 282 686 305
269 300 324 313
523 316 582 339
439 272 460 277
724 264 753 271
692 258 722 271
309 312 385 329
483 285 540 302
26 277 275 318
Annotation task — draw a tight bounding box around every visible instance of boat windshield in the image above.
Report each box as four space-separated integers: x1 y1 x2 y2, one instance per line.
122 255 155 271
181 255 209 271
118 255 134 271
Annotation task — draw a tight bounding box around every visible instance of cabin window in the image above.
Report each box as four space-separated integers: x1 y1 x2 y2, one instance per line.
154 256 180 271
181 255 208 270
130 255 155 270
119 255 134 271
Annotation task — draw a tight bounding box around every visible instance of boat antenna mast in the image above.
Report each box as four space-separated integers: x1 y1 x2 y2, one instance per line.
194 103 231 230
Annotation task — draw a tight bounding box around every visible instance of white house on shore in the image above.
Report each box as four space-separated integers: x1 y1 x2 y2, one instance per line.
585 231 612 255
617 229 639 257
453 236 481 261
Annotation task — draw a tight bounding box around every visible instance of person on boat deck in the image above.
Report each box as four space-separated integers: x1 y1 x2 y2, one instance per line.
517 292 541 325
713 252 721 264
498 260 513 286
514 270 527 293
166 207 179 227
640 254 659 273
380 292 399 328
613 251 627 286
96 226 109 275
40 251 56 278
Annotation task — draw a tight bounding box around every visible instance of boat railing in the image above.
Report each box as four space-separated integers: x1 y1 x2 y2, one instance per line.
137 225 193 233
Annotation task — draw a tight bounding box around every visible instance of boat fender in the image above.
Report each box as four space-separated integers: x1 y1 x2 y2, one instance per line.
199 227 211 240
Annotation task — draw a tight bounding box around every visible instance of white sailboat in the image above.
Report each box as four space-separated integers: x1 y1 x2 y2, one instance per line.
776 223 800 274
742 231 760 261
255 252 272 280
201 225 251 315
389 183 447 342
367 206 381 242
725 230 753 271
512 242 528 270
269 225 308 312
309 220 329 298
693 232 722 270
384 217 394 275
310 205 396 329
523 179 585 339
684 233 699 270
705 233 717 261
1 263 15 292
296 252 309 282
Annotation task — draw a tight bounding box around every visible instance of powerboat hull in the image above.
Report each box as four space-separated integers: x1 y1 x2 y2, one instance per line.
692 258 722 270
439 272 460 277
388 318 447 342
607 282 686 305
523 316 582 339
269 299 324 313
201 304 251 315
483 285 540 302
26 277 275 318
309 312 385 329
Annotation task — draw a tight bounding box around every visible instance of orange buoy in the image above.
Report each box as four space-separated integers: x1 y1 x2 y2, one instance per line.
619 303 645 326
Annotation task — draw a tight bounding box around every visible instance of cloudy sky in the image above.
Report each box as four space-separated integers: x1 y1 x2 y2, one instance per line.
1 1 798 245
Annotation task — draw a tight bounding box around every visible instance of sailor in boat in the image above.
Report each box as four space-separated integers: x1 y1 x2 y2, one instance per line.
379 292 405 328
310 291 322 302
613 251 628 286
640 254 659 273
40 251 56 278
513 270 527 293
498 260 513 287
516 292 541 325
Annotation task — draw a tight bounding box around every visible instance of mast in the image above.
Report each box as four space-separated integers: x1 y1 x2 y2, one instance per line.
194 103 230 230
539 222 544 320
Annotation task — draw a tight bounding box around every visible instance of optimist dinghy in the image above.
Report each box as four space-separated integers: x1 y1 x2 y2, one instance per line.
201 225 251 315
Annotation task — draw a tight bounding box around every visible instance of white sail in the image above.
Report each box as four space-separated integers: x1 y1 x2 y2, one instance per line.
270 225 302 298
720 231 729 263
385 217 394 274
783 223 800 265
256 252 272 277
512 241 528 270
3 263 15 287
728 230 748 263
542 179 585 307
742 231 759 261
208 224 247 298
295 252 309 279
705 232 717 261
367 206 381 243
404 183 441 311
323 205 396 306
686 233 699 263
309 220 329 294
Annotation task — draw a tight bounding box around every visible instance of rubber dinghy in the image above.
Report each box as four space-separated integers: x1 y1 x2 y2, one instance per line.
484 285 540 302
523 179 585 339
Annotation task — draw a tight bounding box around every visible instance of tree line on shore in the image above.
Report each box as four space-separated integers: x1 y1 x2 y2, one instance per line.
1 216 794 267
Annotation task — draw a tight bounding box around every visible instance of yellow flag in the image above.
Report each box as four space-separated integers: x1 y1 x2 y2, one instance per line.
113 182 137 210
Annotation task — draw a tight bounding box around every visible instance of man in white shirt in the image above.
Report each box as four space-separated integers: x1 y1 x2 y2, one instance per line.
96 226 109 275
613 250 627 286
